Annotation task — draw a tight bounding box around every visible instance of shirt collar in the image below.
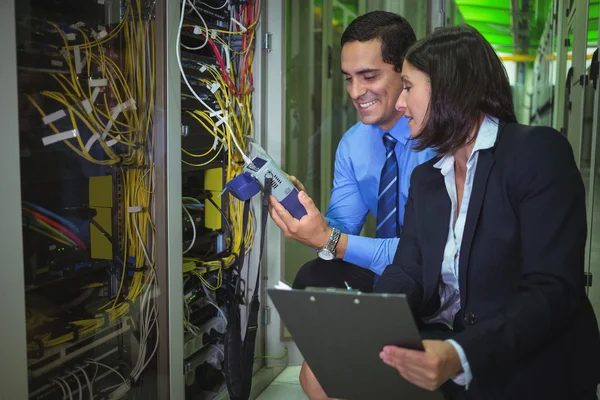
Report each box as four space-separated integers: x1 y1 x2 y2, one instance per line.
433 115 499 174
380 116 412 146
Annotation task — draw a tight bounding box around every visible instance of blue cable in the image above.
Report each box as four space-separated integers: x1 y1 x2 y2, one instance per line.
22 201 81 234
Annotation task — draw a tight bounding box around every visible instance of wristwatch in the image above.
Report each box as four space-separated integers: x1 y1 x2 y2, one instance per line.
317 228 341 260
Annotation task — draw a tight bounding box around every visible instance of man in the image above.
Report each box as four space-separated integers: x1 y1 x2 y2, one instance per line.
269 11 435 400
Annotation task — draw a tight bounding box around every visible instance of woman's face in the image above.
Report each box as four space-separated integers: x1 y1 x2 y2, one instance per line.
395 61 431 138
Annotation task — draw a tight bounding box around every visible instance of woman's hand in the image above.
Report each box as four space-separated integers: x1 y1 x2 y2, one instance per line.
379 340 463 391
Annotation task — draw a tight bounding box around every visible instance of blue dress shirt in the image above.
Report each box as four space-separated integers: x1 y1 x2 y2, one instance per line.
325 116 436 276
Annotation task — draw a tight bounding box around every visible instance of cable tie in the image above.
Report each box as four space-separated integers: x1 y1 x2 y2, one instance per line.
98 25 106 31
51 60 63 67
91 30 98 39
211 29 217 39
98 30 107 39
67 323 80 342
200 65 207 73
42 109 66 125
42 129 78 146
212 135 219 150
124 299 135 316
193 25 203 35
70 22 85 29
209 109 223 117
122 98 137 111
125 265 147 273
209 82 220 94
96 311 110 327
89 78 108 87
66 33 77 41
127 206 143 213
32 339 45 359
215 112 228 128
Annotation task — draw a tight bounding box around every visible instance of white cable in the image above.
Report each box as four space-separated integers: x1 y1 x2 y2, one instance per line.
182 0 209 50
57 377 73 400
182 204 197 254
201 284 228 324
90 363 99 387
177 0 253 166
75 366 94 400
85 360 127 386
53 379 67 400
201 0 229 10
138 278 159 378
67 371 83 400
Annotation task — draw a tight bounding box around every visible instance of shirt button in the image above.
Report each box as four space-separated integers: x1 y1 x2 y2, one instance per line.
464 312 478 325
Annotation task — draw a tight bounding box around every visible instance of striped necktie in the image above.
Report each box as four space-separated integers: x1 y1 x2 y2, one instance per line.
376 133 400 238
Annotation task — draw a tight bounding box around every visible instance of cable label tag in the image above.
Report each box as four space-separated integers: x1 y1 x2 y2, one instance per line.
81 100 93 114
89 78 108 87
106 135 121 147
91 87 101 102
42 109 67 125
209 82 220 94
74 46 83 74
42 129 79 146
85 133 100 152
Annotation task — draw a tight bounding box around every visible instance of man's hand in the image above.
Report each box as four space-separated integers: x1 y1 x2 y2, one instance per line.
379 340 463 391
288 175 306 193
269 191 331 249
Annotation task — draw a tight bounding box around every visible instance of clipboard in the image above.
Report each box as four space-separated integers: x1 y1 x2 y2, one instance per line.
267 287 444 400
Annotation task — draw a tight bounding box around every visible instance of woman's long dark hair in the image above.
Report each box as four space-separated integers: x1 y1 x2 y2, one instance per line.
407 25 517 155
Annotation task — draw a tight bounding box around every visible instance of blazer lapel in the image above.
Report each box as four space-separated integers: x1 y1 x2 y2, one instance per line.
458 149 495 307
422 170 451 309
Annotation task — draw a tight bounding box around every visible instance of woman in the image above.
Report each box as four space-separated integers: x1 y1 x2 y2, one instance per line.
376 25 600 400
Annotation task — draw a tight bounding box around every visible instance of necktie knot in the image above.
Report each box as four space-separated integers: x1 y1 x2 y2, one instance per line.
383 133 397 152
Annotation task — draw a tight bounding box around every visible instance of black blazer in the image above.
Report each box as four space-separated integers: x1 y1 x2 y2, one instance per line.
375 122 600 400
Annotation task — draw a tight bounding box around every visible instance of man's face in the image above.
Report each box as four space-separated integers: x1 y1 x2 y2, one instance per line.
341 39 404 131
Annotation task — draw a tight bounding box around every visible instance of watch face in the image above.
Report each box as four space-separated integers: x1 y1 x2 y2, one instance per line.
318 249 335 261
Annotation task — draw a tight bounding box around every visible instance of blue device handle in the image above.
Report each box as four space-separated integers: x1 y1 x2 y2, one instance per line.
280 188 307 220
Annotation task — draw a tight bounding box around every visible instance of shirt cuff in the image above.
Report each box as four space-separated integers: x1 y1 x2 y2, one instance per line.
446 339 472 389
342 235 372 271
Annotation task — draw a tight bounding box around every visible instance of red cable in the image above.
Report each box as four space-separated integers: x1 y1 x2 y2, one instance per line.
23 208 87 249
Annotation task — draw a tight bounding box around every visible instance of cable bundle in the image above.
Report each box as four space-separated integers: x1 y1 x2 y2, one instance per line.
22 201 87 248
23 0 159 391
177 0 259 300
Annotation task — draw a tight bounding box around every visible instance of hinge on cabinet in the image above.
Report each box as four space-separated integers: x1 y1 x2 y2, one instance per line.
584 272 593 287
263 306 271 325
263 32 272 52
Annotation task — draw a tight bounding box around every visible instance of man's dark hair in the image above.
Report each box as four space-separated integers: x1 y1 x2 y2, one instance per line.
341 11 416 72
407 25 517 155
